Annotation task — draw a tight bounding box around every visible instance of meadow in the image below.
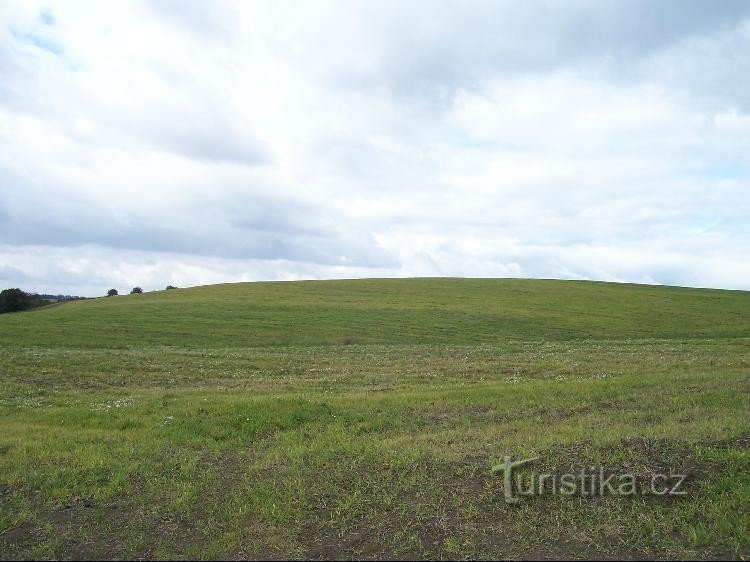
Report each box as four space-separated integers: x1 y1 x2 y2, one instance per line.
0 278 748 559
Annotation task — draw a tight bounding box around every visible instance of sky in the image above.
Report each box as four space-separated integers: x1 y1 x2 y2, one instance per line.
1 0 748 296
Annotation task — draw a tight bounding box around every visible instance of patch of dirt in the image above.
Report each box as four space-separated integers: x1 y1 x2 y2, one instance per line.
424 406 492 425
337 337 362 346
0 496 136 561
0 449 253 561
296 437 747 560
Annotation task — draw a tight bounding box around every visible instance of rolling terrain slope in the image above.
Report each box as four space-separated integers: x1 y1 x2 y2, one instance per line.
1 278 749 348
0 279 748 560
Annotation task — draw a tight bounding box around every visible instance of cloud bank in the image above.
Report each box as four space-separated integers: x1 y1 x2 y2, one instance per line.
1 0 748 295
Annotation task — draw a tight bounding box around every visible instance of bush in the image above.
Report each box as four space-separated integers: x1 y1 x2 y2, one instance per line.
107 289 118 297
166 285 178 290
131 287 143 294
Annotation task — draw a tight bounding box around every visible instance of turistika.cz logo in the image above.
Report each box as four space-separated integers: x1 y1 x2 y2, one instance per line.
491 456 688 504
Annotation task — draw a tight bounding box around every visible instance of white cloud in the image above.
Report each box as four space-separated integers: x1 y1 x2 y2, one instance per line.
0 0 748 294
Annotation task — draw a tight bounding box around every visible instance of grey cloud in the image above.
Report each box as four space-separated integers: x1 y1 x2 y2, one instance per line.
560 0 749 56
141 110 270 165
0 211 395 268
78 84 272 166
0 167 397 268
0 264 29 283
636 22 750 111
317 0 750 105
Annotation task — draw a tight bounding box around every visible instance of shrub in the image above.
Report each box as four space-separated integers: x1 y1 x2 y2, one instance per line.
131 287 143 294
166 285 178 290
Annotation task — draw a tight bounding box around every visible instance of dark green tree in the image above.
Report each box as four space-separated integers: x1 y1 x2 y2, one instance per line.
0 288 31 313
107 289 118 297
131 287 143 294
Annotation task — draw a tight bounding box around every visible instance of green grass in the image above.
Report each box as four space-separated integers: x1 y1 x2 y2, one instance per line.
1 278 749 348
0 278 748 559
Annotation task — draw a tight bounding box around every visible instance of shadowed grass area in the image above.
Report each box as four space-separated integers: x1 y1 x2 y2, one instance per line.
0 279 748 559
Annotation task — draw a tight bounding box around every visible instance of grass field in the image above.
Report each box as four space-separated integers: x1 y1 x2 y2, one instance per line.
0 278 748 559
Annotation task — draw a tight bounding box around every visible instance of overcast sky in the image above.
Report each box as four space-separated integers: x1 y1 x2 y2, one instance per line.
1 0 748 295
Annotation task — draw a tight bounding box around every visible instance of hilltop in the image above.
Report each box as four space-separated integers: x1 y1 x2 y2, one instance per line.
0 278 748 348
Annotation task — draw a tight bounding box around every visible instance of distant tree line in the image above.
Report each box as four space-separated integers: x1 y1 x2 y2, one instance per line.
106 285 179 297
0 289 88 314
1 285 185 310
37 293 86 302
1 289 55 314
1 284 182 311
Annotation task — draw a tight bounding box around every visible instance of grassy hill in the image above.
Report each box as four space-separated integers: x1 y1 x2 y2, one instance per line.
1 278 749 348
0 278 748 560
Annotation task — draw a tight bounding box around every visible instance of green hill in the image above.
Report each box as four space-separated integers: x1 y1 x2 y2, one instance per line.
1 278 748 559
1 278 748 348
